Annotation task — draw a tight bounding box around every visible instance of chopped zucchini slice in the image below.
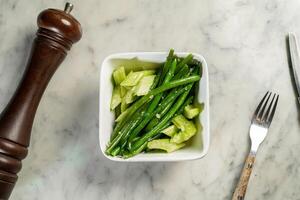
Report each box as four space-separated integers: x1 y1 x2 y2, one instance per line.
135 75 156 96
141 70 155 76
170 115 197 144
184 104 200 119
113 66 126 85
121 98 128 113
120 86 127 97
124 86 136 104
120 71 144 87
161 125 178 137
110 86 121 110
147 139 185 153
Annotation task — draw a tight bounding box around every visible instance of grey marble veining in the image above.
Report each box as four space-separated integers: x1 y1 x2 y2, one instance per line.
0 0 300 199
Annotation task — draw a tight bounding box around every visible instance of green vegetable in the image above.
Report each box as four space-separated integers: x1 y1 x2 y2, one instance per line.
127 85 189 145
120 71 144 87
120 70 155 87
106 103 148 155
120 98 128 113
161 125 178 137
107 50 203 158
150 70 161 90
170 115 197 144
144 65 191 132
176 95 194 116
175 54 193 73
113 66 126 85
144 103 173 132
130 83 194 155
114 75 200 123
147 139 185 153
184 104 200 119
130 57 176 133
120 86 127 97
135 75 156 96
111 146 121 156
172 64 189 81
110 86 121 110
115 104 121 118
141 70 156 76
160 49 174 84
124 86 136 104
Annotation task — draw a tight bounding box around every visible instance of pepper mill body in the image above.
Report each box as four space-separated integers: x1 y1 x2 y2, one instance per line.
0 3 82 199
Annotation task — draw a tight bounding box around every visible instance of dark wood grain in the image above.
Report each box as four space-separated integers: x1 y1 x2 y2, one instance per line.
0 3 82 199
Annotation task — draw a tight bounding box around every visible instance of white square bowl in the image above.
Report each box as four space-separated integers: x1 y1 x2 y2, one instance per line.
99 52 209 162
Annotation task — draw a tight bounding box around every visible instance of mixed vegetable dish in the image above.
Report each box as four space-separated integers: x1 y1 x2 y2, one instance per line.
106 49 204 158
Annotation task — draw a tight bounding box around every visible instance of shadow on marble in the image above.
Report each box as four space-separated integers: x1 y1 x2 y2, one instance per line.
17 86 178 198
0 31 35 111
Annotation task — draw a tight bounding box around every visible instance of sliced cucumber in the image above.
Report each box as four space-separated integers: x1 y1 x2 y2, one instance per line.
120 86 127 97
184 104 200 119
161 125 178 137
120 70 155 87
141 70 155 76
113 66 126 85
147 139 185 153
121 98 128 113
124 86 136 104
135 75 156 96
171 115 197 144
120 71 144 87
110 86 121 110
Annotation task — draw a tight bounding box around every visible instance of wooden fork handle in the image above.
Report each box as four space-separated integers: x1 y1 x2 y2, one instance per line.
232 153 256 200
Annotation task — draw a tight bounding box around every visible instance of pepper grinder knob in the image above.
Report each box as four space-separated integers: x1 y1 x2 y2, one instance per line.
37 2 82 51
0 3 82 199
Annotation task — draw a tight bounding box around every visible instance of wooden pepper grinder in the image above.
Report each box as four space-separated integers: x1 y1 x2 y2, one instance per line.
0 3 82 199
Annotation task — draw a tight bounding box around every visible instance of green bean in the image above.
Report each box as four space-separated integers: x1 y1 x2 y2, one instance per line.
172 64 189 81
144 99 173 132
160 49 174 84
106 104 148 155
123 142 148 159
130 83 194 154
110 69 161 141
124 122 171 158
175 95 194 116
175 54 193 73
150 69 161 90
118 59 177 144
111 147 121 156
114 104 121 119
126 85 189 146
144 64 191 131
145 102 173 131
109 75 200 151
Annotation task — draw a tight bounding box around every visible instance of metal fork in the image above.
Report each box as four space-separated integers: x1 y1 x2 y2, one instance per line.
232 92 279 200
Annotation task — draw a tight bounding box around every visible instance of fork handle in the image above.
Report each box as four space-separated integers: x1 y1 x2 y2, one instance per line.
232 153 256 200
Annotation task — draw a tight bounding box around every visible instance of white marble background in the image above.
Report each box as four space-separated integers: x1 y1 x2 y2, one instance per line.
0 0 300 199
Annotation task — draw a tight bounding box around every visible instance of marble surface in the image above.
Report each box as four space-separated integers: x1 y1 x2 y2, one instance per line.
0 0 300 199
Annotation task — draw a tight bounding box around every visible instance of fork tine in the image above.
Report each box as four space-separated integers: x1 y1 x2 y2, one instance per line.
262 93 276 122
257 92 272 120
266 94 279 124
253 92 269 119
